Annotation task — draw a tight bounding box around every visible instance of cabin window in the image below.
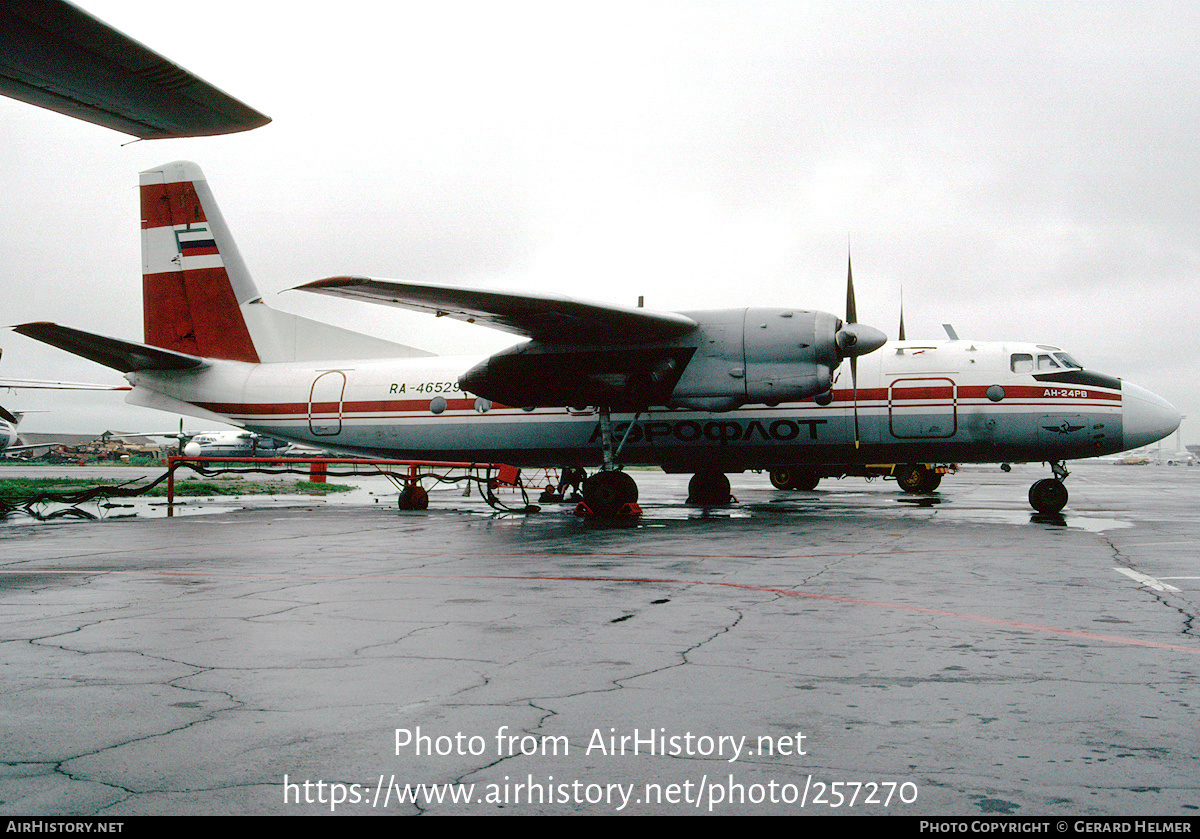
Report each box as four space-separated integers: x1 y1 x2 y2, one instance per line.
1010 353 1033 373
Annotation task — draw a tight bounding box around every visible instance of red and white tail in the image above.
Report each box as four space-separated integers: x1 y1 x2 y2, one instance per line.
140 161 262 361
139 161 425 364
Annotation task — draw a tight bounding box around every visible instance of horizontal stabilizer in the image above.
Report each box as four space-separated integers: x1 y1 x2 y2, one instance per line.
13 323 208 373
295 276 698 345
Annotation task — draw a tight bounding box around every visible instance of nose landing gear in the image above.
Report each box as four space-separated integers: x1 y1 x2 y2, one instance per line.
1028 461 1069 514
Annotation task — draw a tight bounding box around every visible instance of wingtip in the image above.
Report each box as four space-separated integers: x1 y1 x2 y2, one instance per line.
293 276 366 292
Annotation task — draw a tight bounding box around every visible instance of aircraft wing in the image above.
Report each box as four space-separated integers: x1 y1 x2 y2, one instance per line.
2 442 63 453
0 0 270 139
295 277 698 344
12 323 208 373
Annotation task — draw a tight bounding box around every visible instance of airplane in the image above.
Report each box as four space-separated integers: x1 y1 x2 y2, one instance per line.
137 426 292 458
0 0 269 139
14 161 1182 517
0 406 23 455
0 348 131 455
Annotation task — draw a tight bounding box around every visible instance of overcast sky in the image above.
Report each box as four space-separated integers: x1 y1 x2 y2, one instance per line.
2 0 1197 445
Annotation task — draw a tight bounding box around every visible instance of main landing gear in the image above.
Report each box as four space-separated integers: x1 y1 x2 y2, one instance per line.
581 469 639 517
578 406 642 517
1028 461 1069 515
578 407 737 515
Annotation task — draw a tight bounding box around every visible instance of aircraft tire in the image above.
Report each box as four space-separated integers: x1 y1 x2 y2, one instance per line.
769 468 820 491
583 470 638 517
1028 478 1068 514
688 470 732 505
398 485 429 510
896 464 940 494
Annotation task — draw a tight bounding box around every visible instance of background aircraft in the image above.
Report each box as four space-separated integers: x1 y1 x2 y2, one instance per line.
13 161 1182 516
0 348 131 455
0 0 269 138
135 425 292 458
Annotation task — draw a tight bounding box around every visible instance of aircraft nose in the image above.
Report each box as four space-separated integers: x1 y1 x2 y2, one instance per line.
1122 381 1181 450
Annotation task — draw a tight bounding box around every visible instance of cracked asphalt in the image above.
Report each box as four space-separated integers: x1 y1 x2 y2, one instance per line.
1 462 1198 815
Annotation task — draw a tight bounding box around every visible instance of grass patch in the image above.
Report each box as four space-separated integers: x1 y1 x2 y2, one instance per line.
0 476 354 499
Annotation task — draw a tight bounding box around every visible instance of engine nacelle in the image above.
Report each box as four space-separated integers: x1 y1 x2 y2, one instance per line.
666 308 841 411
458 307 867 413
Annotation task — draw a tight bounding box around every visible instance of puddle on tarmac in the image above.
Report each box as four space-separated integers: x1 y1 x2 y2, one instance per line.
1 481 1132 533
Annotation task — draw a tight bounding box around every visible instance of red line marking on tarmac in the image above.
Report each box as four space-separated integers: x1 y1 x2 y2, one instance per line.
458 574 1200 654
6 568 1197 655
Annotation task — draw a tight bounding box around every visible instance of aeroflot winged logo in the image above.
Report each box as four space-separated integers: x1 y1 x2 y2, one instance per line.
1043 421 1086 434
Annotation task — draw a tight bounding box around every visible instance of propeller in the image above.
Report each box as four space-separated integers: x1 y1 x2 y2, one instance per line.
898 286 906 341
835 254 887 447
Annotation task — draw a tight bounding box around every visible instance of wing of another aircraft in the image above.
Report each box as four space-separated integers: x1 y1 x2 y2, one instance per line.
0 378 129 390
295 277 699 344
0 0 270 139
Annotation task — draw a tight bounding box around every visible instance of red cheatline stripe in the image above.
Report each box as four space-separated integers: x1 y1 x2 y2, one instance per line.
192 388 1121 416
196 398 487 415
195 401 1121 421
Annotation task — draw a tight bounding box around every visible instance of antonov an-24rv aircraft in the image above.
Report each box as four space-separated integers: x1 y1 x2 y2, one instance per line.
15 162 1181 516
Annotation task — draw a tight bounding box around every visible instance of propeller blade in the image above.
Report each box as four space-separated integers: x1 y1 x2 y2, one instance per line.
851 356 860 448
847 252 860 447
846 253 856 326
898 287 906 341
836 252 886 358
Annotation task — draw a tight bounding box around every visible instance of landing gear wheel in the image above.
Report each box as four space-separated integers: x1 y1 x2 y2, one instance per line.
896 464 941 494
398 485 429 510
688 471 732 505
582 470 639 517
1028 478 1068 514
769 468 820 491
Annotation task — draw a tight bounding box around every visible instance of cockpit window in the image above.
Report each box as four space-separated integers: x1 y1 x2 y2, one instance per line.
1010 353 1033 373
1037 354 1061 370
1053 352 1081 369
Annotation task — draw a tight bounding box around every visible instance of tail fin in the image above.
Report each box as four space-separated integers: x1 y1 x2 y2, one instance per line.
140 161 261 361
139 161 429 363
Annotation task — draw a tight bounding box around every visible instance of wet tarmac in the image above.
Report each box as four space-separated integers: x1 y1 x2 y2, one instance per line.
2 461 1198 816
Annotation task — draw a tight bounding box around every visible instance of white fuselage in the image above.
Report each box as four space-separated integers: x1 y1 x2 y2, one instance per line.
0 418 15 454
124 339 1179 472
